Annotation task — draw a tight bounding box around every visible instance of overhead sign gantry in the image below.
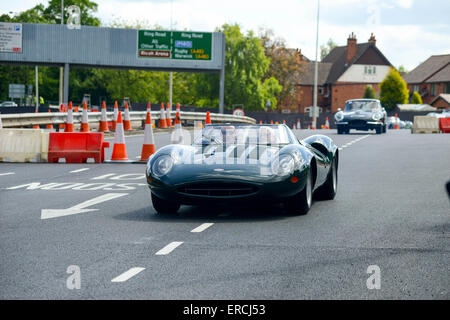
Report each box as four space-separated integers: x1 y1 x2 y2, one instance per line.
0 23 226 113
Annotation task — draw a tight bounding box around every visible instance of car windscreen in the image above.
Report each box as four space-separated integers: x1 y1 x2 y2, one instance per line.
193 125 293 145
344 100 379 112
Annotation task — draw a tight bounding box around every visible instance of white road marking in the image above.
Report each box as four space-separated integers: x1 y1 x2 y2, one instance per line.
70 168 90 173
111 267 145 283
0 172 15 176
155 241 183 255
91 173 116 180
41 193 129 219
191 223 214 233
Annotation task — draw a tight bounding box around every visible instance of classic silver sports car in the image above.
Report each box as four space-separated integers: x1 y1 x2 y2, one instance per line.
146 124 339 215
335 99 387 134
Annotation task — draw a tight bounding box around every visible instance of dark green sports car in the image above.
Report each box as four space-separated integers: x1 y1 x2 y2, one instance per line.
146 124 339 215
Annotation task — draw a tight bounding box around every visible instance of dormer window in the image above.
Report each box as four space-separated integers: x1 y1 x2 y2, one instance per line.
364 65 376 75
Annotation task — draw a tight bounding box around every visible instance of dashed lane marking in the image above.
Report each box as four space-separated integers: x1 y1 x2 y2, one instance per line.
339 135 370 150
191 223 214 233
155 241 183 255
0 172 15 176
70 168 90 173
111 267 146 283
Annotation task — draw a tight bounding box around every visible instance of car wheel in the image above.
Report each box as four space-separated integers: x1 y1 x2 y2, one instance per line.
337 126 344 134
151 193 180 214
284 169 313 215
315 156 337 200
376 126 382 134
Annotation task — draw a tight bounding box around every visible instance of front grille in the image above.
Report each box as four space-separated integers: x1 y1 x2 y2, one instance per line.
177 182 258 197
349 120 368 127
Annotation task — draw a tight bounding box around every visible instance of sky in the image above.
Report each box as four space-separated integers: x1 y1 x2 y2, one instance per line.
2 0 450 71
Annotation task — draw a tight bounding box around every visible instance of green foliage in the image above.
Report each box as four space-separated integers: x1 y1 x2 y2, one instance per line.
379 68 409 111
259 28 303 110
218 24 282 110
411 91 423 104
363 85 376 99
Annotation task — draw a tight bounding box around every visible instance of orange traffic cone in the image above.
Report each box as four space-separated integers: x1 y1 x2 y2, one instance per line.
171 111 184 144
112 101 119 131
308 124 311 129
123 102 132 131
283 120 286 124
159 103 168 128
293 124 296 130
297 119 301 130
99 101 109 132
140 111 156 161
259 120 263 124
394 113 399 130
46 109 54 129
325 117 330 130
80 101 90 132
147 101 151 113
58 104 65 131
205 111 212 125
311 118 316 130
270 120 273 124
166 102 172 127
111 111 128 161
176 102 181 113
65 101 74 132
74 105 79 112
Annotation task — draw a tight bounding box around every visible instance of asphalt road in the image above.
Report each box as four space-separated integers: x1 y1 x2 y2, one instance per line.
0 129 449 299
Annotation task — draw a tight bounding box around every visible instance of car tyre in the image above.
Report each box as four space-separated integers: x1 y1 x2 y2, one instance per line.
315 156 338 200
151 193 180 214
337 126 344 134
376 125 382 134
284 169 313 215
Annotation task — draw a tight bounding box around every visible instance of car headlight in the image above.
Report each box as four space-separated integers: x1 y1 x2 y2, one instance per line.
334 112 344 121
151 155 174 177
372 112 382 121
271 154 295 176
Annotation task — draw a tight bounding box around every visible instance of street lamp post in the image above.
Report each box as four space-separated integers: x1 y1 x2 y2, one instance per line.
312 0 320 129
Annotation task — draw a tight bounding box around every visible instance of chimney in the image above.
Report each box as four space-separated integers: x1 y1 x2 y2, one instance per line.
368 33 376 46
346 32 357 64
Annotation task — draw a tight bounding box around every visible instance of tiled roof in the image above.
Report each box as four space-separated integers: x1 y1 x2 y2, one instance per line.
297 62 333 85
403 54 450 84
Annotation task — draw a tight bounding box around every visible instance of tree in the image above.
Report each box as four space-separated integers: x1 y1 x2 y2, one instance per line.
214 24 282 110
320 38 337 61
379 68 409 110
398 65 408 73
411 91 423 104
259 28 305 111
363 85 376 99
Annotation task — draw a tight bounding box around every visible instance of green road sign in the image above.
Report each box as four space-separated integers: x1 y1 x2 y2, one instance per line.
138 30 212 61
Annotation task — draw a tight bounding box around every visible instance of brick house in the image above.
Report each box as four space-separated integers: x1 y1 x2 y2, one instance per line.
403 54 450 106
430 94 450 110
297 33 393 113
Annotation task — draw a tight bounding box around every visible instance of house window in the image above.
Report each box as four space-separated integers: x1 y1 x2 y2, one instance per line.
318 87 324 95
413 85 419 92
430 84 437 96
445 83 450 94
364 65 376 75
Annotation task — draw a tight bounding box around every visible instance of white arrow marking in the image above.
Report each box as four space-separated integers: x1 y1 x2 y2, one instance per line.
41 193 129 220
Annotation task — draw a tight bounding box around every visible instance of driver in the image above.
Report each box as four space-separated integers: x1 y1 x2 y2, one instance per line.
220 126 236 144
258 126 277 145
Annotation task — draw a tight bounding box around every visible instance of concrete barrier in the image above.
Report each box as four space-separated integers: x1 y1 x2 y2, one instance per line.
411 116 440 134
0 129 49 162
